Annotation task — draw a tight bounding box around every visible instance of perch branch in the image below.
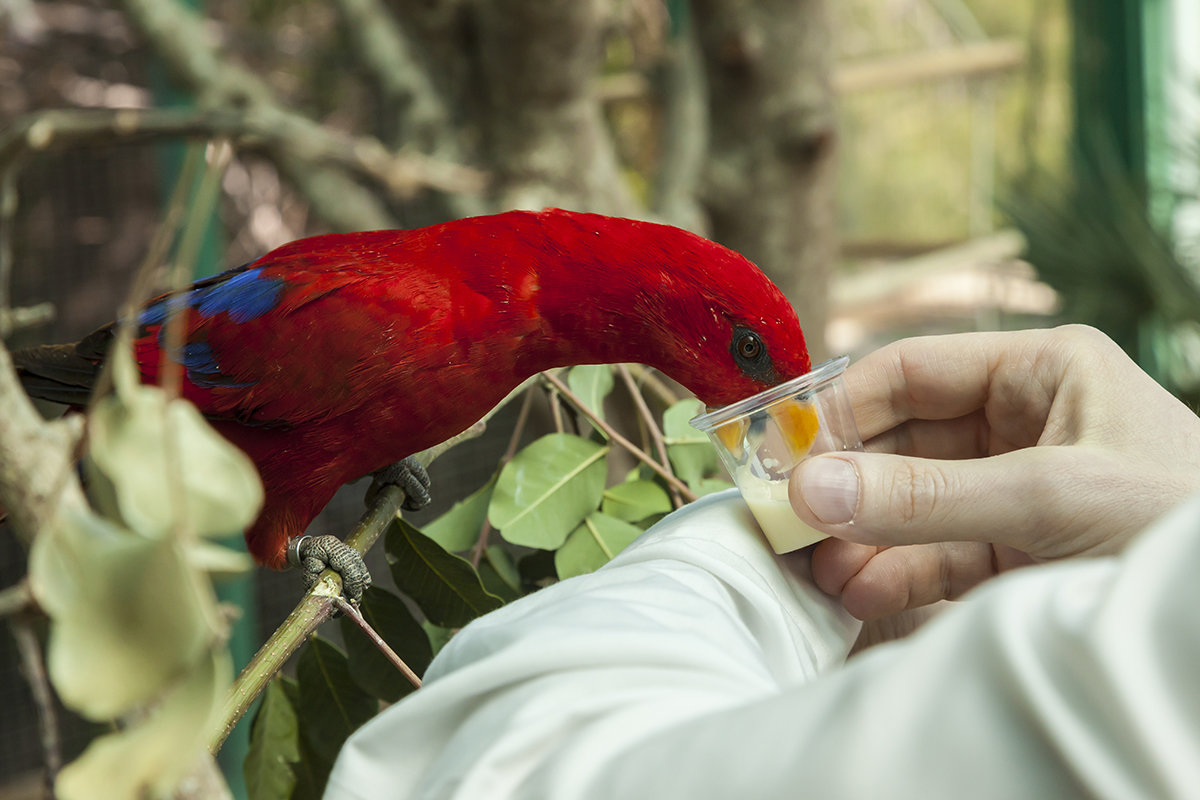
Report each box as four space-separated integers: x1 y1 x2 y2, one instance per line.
209 378 537 754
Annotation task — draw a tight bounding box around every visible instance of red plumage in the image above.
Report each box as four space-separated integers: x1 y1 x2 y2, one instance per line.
17 209 810 569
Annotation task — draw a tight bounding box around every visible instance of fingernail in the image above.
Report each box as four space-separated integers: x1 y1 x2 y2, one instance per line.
796 457 858 524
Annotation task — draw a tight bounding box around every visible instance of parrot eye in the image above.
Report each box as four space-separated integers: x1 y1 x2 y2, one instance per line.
736 334 762 360
730 325 778 385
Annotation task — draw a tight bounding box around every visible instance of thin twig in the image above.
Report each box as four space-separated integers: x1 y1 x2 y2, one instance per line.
0 162 17 319
160 138 233 400
0 580 35 617
545 381 564 434
333 596 422 690
542 371 696 502
0 303 55 339
469 388 536 568
12 614 62 795
625 364 679 407
617 365 683 508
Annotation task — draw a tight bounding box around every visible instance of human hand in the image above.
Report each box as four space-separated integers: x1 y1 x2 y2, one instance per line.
788 325 1200 620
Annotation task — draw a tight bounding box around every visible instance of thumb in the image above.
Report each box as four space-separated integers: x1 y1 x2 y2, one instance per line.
789 448 1130 558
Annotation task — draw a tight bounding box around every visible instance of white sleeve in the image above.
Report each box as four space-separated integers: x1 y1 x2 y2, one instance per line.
324 489 1200 800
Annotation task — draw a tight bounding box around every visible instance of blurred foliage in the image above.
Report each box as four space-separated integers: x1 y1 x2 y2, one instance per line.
1007 138 1200 406
836 0 1072 245
27 341 259 800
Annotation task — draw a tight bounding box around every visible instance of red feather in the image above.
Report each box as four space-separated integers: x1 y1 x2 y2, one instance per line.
21 209 810 569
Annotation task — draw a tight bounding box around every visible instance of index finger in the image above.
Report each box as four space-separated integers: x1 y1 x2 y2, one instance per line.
842 329 1060 444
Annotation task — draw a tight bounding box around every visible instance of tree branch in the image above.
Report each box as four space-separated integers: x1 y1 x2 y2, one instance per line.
0 341 89 549
0 108 487 201
11 614 63 796
118 0 401 231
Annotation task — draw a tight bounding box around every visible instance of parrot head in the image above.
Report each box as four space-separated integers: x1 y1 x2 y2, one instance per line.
533 210 812 408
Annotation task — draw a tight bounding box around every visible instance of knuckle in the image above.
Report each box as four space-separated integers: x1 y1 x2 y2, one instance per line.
884 460 947 526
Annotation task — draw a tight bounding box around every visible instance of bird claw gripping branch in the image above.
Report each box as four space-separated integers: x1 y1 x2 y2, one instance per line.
287 535 371 603
367 456 432 512
12 208 811 602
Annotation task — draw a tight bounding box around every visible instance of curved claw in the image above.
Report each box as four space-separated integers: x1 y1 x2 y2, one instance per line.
369 455 432 512
286 534 371 603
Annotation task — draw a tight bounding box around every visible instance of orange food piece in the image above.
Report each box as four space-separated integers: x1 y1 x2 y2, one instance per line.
770 398 819 457
715 417 748 459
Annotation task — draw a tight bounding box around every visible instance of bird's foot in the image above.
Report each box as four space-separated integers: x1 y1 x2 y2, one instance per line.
286 534 371 603
367 455 432 512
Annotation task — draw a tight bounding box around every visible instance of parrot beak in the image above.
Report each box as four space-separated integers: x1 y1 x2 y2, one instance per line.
713 398 819 463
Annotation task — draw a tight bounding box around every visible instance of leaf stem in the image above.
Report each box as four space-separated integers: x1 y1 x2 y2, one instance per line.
617 365 683 508
541 372 696 502
333 597 422 690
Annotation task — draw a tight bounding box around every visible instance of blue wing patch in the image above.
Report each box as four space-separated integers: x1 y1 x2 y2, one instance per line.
194 267 285 323
137 267 284 328
136 266 284 389
180 341 255 389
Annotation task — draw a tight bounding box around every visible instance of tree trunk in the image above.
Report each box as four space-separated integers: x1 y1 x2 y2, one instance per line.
693 0 837 359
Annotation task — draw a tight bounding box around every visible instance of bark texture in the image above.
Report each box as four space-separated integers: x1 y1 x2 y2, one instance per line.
693 0 838 357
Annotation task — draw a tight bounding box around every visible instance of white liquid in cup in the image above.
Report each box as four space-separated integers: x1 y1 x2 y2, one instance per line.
736 467 828 553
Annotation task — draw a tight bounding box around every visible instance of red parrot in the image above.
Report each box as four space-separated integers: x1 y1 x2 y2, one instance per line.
15 209 809 597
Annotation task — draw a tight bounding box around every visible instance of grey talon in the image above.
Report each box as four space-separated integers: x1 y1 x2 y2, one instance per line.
287 534 372 603
369 455 433 512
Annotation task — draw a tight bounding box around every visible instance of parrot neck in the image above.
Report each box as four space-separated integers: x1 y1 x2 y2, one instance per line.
520 220 710 391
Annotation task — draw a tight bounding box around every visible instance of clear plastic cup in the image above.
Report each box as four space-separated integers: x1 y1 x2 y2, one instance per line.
690 356 863 553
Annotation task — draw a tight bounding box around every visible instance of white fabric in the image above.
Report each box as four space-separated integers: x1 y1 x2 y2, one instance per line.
324 489 1200 799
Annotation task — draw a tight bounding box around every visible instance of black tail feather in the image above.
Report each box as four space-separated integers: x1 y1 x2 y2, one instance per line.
13 334 109 407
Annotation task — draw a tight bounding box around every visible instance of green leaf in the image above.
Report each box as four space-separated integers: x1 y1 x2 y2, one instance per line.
518 549 558 590
290 730 332 800
339 587 431 703
489 433 609 548
422 621 455 659
86 345 263 539
662 399 722 489
478 546 522 603
693 477 736 497
55 650 231 800
185 539 254 579
601 479 673 523
244 678 300 800
296 637 378 765
555 512 644 580
29 508 220 720
567 364 614 432
279 677 330 800
423 472 498 552
485 545 522 594
387 519 503 627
